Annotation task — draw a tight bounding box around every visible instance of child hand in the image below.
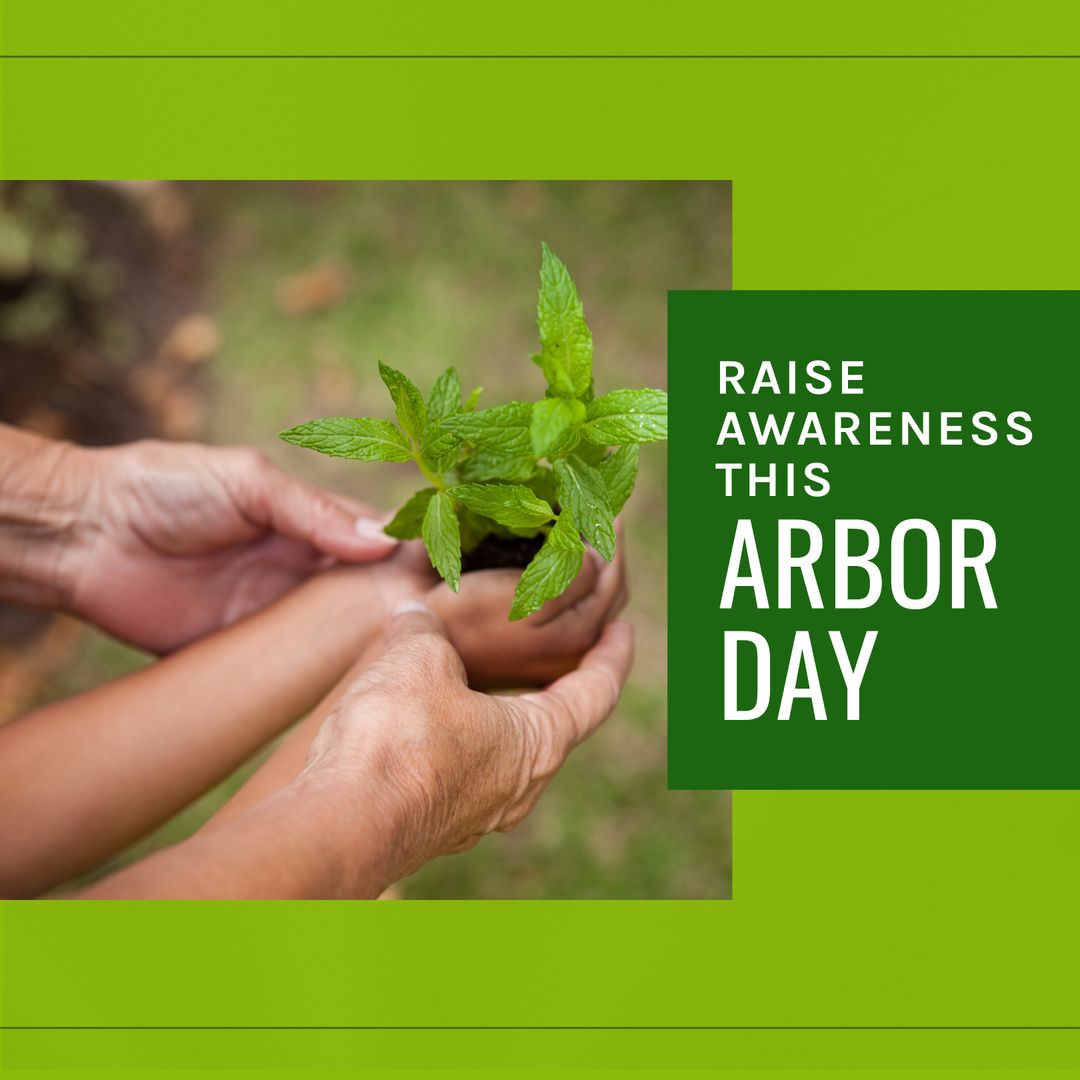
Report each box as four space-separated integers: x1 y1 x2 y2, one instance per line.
425 536 628 689
310 527 628 688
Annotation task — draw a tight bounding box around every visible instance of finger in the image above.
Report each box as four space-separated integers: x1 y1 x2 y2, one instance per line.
327 491 380 520
519 621 635 748
448 835 483 854
219 534 325 624
384 598 449 638
601 520 630 620
540 522 626 630
430 551 600 620
386 539 442 582
235 454 399 563
495 779 548 832
540 544 625 645
608 571 630 618
598 544 629 621
380 600 468 686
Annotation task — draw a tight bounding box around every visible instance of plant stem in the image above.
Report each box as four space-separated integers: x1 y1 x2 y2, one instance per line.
414 453 448 492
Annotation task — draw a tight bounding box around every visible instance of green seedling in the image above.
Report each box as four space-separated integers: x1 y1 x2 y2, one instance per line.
280 244 667 619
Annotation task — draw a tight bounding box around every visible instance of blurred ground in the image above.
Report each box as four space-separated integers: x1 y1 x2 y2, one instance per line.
3 181 732 899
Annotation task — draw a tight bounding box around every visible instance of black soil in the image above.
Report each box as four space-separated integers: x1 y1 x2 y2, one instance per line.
462 533 545 573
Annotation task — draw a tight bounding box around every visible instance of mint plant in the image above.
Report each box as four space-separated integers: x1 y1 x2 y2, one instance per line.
280 245 667 619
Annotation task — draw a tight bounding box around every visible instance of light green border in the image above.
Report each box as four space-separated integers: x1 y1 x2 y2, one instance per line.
1 0 1080 56
2 3 1080 1073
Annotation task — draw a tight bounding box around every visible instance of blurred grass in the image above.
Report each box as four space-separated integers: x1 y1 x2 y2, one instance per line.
42 181 732 899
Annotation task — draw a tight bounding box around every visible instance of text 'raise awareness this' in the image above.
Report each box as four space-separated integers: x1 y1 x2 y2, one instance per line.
713 360 1026 721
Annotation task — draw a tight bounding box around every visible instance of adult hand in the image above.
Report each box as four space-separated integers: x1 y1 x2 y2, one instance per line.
78 599 634 899
63 439 398 652
299 602 635 889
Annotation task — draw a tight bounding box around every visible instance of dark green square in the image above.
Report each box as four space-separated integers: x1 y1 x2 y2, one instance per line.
668 291 1077 789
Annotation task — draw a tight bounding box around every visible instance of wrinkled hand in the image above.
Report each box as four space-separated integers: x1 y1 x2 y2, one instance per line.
299 602 634 887
65 440 398 652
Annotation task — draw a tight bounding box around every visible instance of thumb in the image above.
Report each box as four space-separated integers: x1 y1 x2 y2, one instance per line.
384 598 452 645
518 621 635 749
244 459 399 562
380 599 468 685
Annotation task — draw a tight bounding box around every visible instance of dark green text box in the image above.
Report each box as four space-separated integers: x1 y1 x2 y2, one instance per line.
669 291 1077 788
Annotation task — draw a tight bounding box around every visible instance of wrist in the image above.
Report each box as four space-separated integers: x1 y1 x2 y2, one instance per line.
298 566 396 651
279 770 404 898
0 426 96 611
313 557 427 627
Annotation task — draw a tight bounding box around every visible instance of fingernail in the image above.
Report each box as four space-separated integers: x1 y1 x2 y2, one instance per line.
355 515 398 543
391 599 432 617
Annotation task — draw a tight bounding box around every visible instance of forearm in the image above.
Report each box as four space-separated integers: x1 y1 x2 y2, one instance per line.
0 569 393 897
0 423 86 610
208 637 385 825
78 776 394 899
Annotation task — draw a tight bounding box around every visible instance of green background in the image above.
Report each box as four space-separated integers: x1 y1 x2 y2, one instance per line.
669 291 1075 788
3 1 1080 1074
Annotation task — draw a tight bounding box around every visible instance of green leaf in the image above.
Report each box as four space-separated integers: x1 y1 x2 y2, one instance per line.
279 417 412 462
554 458 616 561
379 360 428 441
488 521 540 540
420 424 462 474
582 388 667 445
531 352 575 398
530 396 586 458
549 427 581 459
428 366 462 422
384 488 436 540
448 483 555 530
458 507 492 552
458 450 536 483
440 401 533 456
535 243 593 399
463 386 483 411
597 444 639 516
573 440 608 466
422 491 461 592
510 510 585 620
527 466 559 506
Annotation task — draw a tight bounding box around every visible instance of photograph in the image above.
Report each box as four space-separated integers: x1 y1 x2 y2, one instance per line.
0 180 732 899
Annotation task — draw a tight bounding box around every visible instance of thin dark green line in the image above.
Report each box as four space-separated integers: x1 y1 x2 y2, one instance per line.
3 1025 1080 1030
0 54 1080 60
